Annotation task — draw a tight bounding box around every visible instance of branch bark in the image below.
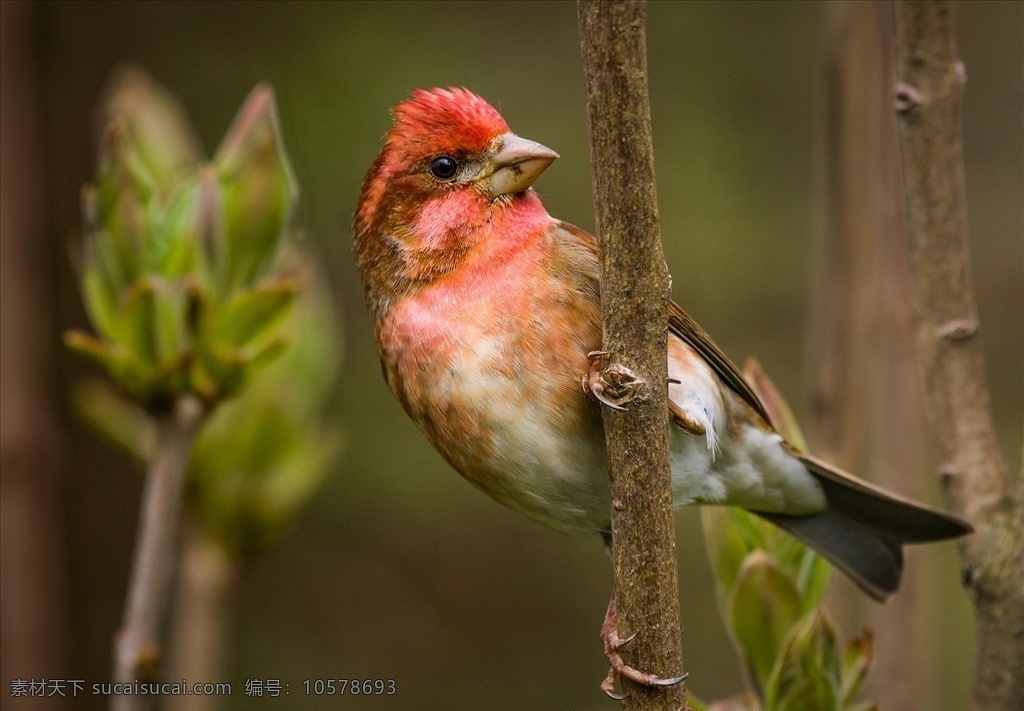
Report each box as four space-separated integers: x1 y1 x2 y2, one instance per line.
578 2 685 709
112 396 204 711
808 1 931 705
892 2 1024 709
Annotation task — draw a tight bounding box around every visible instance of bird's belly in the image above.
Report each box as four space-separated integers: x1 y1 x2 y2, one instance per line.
380 304 612 537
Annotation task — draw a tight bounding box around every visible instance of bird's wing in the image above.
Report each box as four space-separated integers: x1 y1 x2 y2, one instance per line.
557 220 772 427
667 302 772 426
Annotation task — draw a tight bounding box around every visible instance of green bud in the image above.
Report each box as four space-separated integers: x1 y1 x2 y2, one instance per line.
213 85 297 289
99 66 203 200
71 71 302 416
93 118 156 285
766 611 840 710
217 281 296 349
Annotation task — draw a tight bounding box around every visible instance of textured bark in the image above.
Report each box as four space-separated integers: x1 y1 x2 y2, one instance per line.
892 3 1024 710
112 397 204 711
807 1 931 706
578 2 685 709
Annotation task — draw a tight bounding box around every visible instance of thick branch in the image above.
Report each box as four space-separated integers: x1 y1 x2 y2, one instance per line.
112 396 204 711
578 2 685 709
892 2 1024 709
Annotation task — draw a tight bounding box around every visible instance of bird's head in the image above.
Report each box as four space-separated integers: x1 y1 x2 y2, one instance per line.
354 88 558 311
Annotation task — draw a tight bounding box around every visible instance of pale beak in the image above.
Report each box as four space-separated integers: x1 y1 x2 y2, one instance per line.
483 133 559 199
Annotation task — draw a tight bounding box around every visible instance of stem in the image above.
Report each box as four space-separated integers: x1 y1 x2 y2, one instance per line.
112 396 204 711
577 2 686 709
166 527 237 711
892 2 1024 709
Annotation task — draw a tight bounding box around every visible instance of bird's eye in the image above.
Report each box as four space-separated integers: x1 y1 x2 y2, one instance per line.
429 155 459 180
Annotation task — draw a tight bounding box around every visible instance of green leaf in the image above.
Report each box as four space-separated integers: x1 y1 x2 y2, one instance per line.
217 281 296 348
197 346 247 398
190 166 228 294
148 180 198 276
776 668 836 711
81 242 120 341
702 507 754 595
729 551 803 689
151 279 188 366
99 66 203 200
796 549 833 612
94 118 158 282
114 278 160 365
766 611 841 710
243 336 290 374
213 84 297 288
65 330 129 376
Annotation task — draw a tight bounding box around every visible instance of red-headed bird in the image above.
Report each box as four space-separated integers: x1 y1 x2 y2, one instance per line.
353 87 971 696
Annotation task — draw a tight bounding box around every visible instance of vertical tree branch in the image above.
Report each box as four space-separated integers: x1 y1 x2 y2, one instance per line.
808 1 934 706
112 396 204 711
0 1 68 703
892 2 1024 709
578 2 685 709
166 527 237 711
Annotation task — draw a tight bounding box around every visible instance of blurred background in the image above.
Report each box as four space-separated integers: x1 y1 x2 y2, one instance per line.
1 1 1020 709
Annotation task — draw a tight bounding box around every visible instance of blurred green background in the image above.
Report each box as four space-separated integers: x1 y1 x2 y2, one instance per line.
3 1 1020 709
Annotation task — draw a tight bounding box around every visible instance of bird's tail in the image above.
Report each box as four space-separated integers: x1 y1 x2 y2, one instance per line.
757 455 972 601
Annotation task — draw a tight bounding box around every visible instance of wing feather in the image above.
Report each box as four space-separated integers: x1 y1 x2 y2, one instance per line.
557 220 772 426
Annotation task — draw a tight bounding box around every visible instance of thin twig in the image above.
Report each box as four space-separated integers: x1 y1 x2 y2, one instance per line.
577 2 686 709
892 2 1024 709
166 527 237 711
112 396 204 711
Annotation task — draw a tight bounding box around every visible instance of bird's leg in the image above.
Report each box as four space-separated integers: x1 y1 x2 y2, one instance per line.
600 586 688 700
582 351 643 411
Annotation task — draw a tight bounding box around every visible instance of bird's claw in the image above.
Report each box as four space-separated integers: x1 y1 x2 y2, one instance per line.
600 627 688 700
581 351 643 411
600 596 687 701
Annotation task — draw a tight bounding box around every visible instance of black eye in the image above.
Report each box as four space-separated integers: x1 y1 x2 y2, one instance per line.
429 155 458 180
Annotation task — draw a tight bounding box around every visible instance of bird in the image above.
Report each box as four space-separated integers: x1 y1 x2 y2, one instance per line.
352 86 972 696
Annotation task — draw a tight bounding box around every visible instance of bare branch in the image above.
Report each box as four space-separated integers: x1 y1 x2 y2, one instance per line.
892 2 1024 709
112 396 204 711
166 527 238 711
578 1 685 708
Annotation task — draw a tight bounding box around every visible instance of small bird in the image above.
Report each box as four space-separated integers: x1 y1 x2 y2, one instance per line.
352 87 971 695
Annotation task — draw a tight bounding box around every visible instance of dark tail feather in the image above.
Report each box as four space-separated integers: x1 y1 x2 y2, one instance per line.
757 455 972 602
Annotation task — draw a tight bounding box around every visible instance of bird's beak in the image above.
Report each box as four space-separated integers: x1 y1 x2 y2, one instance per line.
483 133 559 199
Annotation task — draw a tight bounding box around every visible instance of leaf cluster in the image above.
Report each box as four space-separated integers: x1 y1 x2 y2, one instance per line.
68 68 339 558
66 68 298 410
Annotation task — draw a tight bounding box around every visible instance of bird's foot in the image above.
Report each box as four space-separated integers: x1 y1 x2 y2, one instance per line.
599 593 688 700
582 351 643 411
